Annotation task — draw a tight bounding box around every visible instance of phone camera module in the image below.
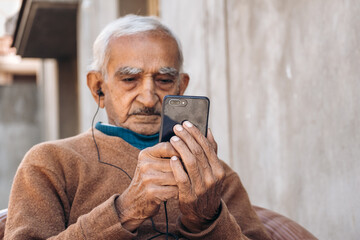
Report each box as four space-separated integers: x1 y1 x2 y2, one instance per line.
169 99 187 107
169 99 181 106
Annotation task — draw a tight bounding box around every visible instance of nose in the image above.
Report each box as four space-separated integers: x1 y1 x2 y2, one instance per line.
137 77 159 107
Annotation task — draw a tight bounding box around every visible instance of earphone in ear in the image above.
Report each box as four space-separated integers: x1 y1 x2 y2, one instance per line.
96 88 104 97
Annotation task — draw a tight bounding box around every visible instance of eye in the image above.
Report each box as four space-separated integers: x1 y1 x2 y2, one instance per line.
122 77 136 82
157 79 174 84
155 78 176 91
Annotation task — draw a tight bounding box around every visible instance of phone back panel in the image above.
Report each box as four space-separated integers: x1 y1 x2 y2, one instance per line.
159 95 210 142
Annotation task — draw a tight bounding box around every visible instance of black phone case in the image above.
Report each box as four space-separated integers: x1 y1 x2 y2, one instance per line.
159 95 210 142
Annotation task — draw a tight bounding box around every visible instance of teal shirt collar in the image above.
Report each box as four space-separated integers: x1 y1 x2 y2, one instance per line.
95 122 159 150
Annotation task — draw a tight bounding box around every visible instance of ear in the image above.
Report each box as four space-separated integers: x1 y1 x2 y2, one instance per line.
179 73 189 95
87 71 105 108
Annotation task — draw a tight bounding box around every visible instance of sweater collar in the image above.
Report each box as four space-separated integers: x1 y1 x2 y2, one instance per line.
95 122 159 150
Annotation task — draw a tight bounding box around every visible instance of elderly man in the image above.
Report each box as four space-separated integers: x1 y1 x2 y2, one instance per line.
5 15 270 239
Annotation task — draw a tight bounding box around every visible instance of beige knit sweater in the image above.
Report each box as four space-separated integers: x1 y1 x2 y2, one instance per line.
4 129 270 239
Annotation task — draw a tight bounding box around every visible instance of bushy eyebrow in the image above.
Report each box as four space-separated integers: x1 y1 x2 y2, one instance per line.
114 66 179 77
115 66 143 76
158 67 179 77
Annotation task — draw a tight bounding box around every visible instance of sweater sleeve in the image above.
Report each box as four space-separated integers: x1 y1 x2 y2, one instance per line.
4 145 136 240
177 165 271 240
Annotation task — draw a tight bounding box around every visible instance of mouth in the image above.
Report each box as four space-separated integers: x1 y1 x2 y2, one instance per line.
131 113 161 116
129 114 161 124
128 107 161 124
130 107 161 117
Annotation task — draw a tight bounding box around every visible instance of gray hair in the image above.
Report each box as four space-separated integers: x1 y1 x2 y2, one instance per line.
89 14 184 78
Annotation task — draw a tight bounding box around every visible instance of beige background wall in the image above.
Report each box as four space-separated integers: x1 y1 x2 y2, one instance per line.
161 0 360 239
0 83 41 209
78 0 118 132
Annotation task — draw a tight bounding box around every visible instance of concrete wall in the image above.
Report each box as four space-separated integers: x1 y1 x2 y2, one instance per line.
0 83 41 209
78 0 118 132
161 0 360 239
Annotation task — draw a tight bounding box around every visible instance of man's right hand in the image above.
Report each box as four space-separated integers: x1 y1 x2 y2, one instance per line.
115 142 179 232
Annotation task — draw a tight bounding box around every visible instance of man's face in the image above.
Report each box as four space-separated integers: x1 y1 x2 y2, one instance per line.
100 32 188 135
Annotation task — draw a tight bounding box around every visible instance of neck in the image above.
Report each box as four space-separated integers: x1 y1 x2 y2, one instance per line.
95 122 159 150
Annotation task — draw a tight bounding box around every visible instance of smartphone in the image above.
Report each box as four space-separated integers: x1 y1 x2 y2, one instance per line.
159 95 210 142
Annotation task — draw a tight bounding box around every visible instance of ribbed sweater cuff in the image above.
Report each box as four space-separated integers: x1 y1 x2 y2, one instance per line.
79 194 137 239
177 200 243 239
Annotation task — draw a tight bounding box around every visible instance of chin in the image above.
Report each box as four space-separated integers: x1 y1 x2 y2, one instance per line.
133 125 160 135
123 115 161 135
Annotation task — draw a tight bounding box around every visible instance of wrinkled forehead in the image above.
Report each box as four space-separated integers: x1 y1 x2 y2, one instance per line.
109 31 180 56
106 32 182 73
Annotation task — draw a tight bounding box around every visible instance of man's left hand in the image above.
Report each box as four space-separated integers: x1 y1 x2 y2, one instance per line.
169 121 225 232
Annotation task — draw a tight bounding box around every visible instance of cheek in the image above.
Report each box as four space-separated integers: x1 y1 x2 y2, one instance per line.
166 87 181 97
105 92 132 117
158 84 181 99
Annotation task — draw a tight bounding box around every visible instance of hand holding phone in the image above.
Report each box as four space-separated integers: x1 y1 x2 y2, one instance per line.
162 95 225 232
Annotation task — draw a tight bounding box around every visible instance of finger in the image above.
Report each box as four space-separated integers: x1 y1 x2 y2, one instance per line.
170 135 214 191
147 185 179 203
182 121 213 156
170 135 204 188
173 123 217 190
140 142 180 160
141 171 177 186
207 128 218 154
169 156 193 197
182 122 224 180
173 123 211 171
137 158 173 173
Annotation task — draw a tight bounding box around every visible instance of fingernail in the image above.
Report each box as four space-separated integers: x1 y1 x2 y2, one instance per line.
171 156 178 161
184 121 193 128
171 136 180 142
175 124 183 131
